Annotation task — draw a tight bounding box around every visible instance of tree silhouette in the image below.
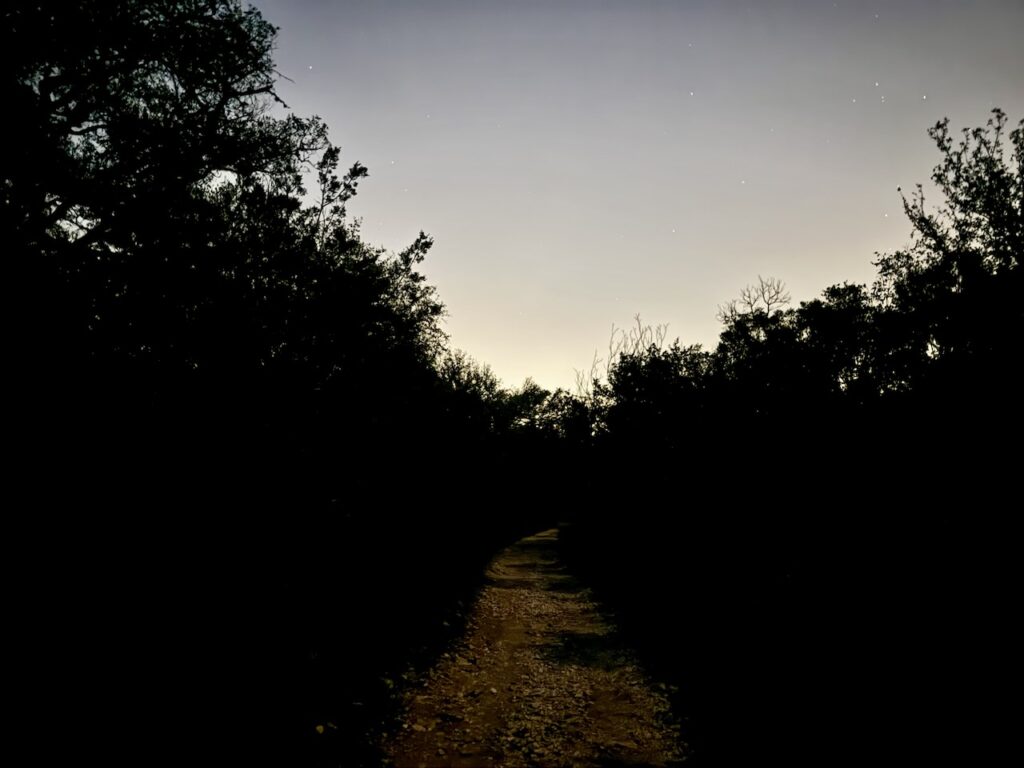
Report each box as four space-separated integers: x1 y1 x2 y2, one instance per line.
873 108 1022 407
9 0 326 408
6 0 460 482
6 7 537 763
717 275 792 323
9 7 1022 762
559 113 1021 768
795 282 879 402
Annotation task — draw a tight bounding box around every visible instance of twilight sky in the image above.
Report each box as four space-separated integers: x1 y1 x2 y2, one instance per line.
253 0 1024 390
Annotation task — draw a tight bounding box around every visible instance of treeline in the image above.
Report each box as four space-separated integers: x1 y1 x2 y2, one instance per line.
556 111 1022 765
6 2 555 765
8 0 1021 765
550 107 1022 472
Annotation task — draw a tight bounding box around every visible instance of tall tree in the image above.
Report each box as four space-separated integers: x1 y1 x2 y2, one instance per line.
873 109 1023 408
5 0 454 486
6 1 326 386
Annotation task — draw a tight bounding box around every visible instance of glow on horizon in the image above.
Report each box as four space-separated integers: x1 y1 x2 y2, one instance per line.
254 0 1024 391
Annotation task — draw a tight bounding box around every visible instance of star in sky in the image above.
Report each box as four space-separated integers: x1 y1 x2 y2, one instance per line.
262 0 1024 390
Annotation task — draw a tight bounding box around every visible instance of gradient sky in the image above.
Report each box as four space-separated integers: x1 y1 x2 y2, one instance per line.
252 0 1024 390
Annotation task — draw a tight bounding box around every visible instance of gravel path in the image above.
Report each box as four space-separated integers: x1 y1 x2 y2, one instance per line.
384 529 687 767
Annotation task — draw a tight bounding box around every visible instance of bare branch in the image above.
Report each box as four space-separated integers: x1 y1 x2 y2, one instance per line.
720 276 791 321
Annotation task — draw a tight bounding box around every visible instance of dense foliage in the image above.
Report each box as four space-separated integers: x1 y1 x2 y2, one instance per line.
7 1 1019 765
582 108 1021 460
562 110 1021 766
5 3 549 764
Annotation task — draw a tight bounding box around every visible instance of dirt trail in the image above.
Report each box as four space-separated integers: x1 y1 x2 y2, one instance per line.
384 529 686 767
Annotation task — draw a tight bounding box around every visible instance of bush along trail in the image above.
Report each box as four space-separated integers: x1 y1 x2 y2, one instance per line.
383 529 687 768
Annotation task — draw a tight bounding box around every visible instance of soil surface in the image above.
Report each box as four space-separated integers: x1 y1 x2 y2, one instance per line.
384 529 687 767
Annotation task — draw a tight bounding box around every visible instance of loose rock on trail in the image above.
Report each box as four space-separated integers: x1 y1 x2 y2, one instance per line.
384 528 687 767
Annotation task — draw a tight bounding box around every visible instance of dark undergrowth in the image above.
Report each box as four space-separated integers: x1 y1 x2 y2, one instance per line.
559 444 1018 767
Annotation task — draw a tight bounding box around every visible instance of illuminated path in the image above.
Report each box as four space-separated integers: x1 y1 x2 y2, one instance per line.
384 529 687 768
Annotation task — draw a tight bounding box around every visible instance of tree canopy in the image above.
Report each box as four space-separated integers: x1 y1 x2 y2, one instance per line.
6 4 1021 764
573 108 1022 472
6 0 467 499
